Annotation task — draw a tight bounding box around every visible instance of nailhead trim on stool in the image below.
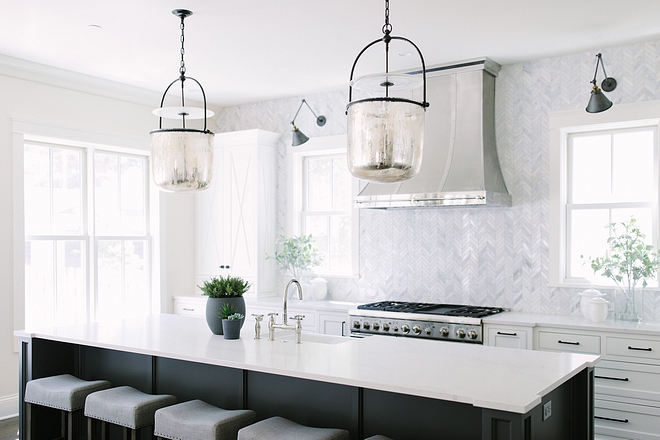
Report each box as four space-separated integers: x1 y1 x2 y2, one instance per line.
24 374 111 440
237 416 349 440
85 386 176 430
154 399 256 440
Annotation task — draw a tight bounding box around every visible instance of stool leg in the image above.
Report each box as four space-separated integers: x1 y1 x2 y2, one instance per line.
67 411 73 440
26 403 32 440
87 418 92 440
101 421 107 440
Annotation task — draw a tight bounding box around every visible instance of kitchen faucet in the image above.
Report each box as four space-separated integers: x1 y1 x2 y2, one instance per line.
268 279 304 343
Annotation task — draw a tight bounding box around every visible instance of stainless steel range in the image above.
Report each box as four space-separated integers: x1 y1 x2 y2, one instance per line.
349 302 506 343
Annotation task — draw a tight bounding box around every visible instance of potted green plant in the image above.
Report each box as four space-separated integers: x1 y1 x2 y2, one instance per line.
267 234 322 281
585 217 659 322
219 303 244 340
198 275 250 334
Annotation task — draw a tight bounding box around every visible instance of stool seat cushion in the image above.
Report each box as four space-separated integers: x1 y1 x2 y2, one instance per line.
24 374 111 412
84 386 176 430
237 416 349 440
154 399 256 440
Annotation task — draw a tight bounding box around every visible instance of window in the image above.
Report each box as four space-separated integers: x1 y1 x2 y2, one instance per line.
23 140 152 327
288 135 359 277
549 101 660 287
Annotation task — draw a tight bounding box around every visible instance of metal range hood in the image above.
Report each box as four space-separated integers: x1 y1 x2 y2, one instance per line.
354 58 511 209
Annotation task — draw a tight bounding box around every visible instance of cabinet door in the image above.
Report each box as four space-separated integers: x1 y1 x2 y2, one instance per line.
224 144 256 283
319 312 348 336
196 147 226 277
485 325 531 349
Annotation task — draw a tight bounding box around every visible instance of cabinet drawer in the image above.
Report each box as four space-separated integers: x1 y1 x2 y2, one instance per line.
595 360 660 404
537 331 600 354
606 336 660 361
595 398 660 439
173 301 205 317
486 326 531 349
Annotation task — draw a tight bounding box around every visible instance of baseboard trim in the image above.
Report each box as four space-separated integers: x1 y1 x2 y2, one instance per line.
0 394 18 420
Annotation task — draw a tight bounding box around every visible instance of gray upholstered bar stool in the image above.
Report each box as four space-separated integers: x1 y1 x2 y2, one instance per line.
237 416 349 440
84 386 176 440
24 373 111 440
154 399 256 440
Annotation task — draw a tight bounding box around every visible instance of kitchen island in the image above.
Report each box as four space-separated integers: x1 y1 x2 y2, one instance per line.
16 314 598 440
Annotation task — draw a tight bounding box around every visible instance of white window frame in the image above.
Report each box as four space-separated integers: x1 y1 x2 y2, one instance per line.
13 120 160 348
287 134 360 278
549 100 660 288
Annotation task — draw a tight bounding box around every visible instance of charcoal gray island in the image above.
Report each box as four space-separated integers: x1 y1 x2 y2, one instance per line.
16 314 598 439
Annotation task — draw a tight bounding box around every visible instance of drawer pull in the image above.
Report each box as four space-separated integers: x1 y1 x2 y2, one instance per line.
594 416 629 424
628 345 652 352
558 340 580 345
594 375 629 382
183 308 194 311
497 331 518 336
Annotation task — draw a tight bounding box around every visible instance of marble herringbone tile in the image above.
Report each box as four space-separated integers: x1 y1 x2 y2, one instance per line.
216 40 660 320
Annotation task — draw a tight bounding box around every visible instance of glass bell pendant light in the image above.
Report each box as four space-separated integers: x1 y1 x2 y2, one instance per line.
346 0 429 183
150 9 215 192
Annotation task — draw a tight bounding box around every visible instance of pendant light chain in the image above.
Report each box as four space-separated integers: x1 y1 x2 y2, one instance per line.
179 16 186 78
382 0 392 96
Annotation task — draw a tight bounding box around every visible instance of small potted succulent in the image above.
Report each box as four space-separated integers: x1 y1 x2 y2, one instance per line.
219 303 244 340
198 275 250 335
267 234 322 295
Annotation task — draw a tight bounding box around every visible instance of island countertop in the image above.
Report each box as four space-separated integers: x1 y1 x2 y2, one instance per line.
15 313 599 414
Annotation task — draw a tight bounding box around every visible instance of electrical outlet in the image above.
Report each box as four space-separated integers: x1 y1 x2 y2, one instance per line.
607 302 614 312
543 401 552 421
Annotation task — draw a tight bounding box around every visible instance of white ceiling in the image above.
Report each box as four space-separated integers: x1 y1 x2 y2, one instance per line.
2 0 660 107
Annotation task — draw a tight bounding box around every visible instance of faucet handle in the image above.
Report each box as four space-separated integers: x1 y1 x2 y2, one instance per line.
267 312 278 317
293 315 305 321
252 314 264 322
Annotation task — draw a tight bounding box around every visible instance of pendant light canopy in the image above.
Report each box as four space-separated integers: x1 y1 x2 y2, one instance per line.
150 9 215 192
586 53 617 114
290 99 327 146
346 0 429 183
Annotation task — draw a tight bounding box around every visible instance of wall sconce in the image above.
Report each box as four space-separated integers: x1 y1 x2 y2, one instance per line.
290 99 326 146
586 53 617 113
150 9 215 192
346 0 429 183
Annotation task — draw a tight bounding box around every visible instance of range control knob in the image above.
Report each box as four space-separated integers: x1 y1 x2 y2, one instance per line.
382 323 390 331
468 330 478 340
353 321 361 329
424 327 432 335
372 322 380 331
457 328 466 338
401 324 410 334
363 322 371 330
440 327 449 337
412 325 422 335
393 326 399 332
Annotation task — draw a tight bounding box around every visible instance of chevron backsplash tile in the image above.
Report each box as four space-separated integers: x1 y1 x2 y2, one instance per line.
216 39 660 321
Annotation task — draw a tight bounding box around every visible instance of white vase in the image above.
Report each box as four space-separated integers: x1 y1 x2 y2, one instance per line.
578 289 604 319
588 297 609 323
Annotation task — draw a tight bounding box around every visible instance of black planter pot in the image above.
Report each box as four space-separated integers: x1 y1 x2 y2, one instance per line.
222 319 242 340
205 297 246 335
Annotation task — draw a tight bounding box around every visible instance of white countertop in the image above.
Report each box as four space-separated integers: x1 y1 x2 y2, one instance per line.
15 314 598 414
484 311 660 336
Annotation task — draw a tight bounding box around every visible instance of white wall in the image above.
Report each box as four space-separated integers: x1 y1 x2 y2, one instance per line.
0 58 199 418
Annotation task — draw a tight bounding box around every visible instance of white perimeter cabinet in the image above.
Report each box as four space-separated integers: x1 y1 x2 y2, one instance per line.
484 318 660 439
535 328 660 439
196 129 280 299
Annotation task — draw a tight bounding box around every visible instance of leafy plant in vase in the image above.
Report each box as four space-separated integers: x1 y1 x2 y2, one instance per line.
219 303 244 340
585 217 659 322
198 275 250 334
267 234 322 297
